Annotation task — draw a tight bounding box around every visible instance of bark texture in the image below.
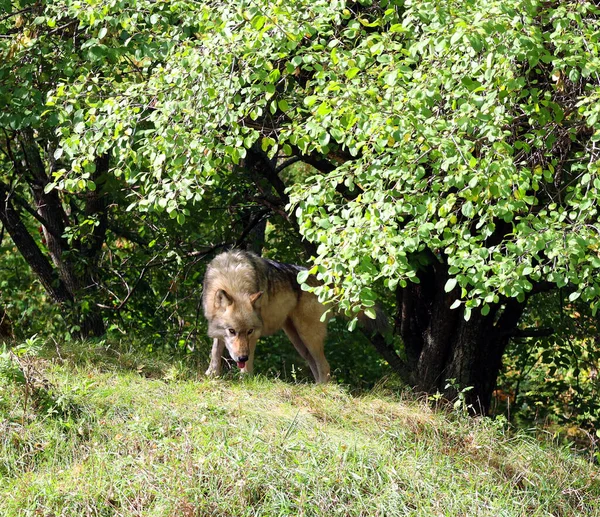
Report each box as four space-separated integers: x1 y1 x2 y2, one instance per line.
396 262 525 414
1 130 109 337
0 181 74 305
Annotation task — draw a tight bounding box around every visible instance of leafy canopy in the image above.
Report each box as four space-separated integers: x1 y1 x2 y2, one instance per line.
19 0 600 317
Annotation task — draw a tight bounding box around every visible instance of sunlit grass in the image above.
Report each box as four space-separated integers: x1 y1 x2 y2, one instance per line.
1 341 598 516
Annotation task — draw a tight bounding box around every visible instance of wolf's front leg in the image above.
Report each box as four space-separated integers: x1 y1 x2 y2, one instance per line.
205 338 225 377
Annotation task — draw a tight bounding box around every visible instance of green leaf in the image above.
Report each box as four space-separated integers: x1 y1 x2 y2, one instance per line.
445 278 457 293
461 201 474 218
297 270 310 283
363 307 377 320
251 15 266 30
316 103 332 117
464 306 472 322
278 99 289 112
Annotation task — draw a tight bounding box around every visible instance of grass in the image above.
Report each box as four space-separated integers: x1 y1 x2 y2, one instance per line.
1 340 599 516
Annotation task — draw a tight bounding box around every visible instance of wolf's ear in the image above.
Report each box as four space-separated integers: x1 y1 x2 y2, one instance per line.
215 289 233 309
249 291 263 308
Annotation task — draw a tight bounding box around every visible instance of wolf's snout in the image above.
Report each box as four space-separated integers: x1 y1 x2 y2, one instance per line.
237 355 249 363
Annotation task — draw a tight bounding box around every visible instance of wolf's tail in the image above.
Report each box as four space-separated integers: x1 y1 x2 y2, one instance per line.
357 304 391 336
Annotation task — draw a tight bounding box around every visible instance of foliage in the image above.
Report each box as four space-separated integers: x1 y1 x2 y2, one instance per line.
0 336 54 422
496 291 600 438
286 0 600 318
28 0 600 317
3 0 600 424
0 237 62 338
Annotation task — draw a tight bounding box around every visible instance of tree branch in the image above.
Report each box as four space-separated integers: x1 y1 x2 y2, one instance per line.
234 208 270 248
244 148 317 257
106 221 150 247
362 330 413 384
289 147 362 200
247 146 287 199
0 182 73 305
96 264 151 310
0 7 32 24
8 189 64 240
275 156 302 174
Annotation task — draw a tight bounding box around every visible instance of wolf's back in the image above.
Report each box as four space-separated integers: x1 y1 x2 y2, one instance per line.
203 250 390 336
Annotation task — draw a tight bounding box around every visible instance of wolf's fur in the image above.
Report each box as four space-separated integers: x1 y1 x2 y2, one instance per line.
203 250 389 382
202 250 338 382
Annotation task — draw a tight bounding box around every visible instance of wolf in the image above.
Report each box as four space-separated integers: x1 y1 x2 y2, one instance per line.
203 250 344 383
202 250 388 383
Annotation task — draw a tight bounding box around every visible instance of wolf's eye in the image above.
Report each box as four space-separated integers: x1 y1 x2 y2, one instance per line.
228 328 236 335
248 329 254 335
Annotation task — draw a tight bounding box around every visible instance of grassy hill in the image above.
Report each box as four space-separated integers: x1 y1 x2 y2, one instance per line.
1 341 599 516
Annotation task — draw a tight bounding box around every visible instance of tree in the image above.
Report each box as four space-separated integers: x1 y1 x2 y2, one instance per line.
1 1 247 338
1 1 112 336
284 0 600 412
5 0 600 412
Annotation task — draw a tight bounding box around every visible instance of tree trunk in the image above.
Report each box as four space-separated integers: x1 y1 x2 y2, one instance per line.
0 181 74 306
21 130 108 338
396 261 525 414
1 130 109 338
20 128 80 294
79 309 105 338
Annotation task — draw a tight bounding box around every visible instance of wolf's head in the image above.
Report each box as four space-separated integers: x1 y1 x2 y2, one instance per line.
207 289 263 368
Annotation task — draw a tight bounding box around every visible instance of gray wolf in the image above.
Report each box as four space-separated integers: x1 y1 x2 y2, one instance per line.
202 250 327 382
202 250 388 383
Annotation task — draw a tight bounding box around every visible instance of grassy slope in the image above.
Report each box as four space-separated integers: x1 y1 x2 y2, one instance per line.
1 343 599 517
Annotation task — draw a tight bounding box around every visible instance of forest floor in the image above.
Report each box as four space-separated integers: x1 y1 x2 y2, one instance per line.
1 340 599 516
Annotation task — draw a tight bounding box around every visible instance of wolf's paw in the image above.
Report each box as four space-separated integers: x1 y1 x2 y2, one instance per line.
205 368 221 378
